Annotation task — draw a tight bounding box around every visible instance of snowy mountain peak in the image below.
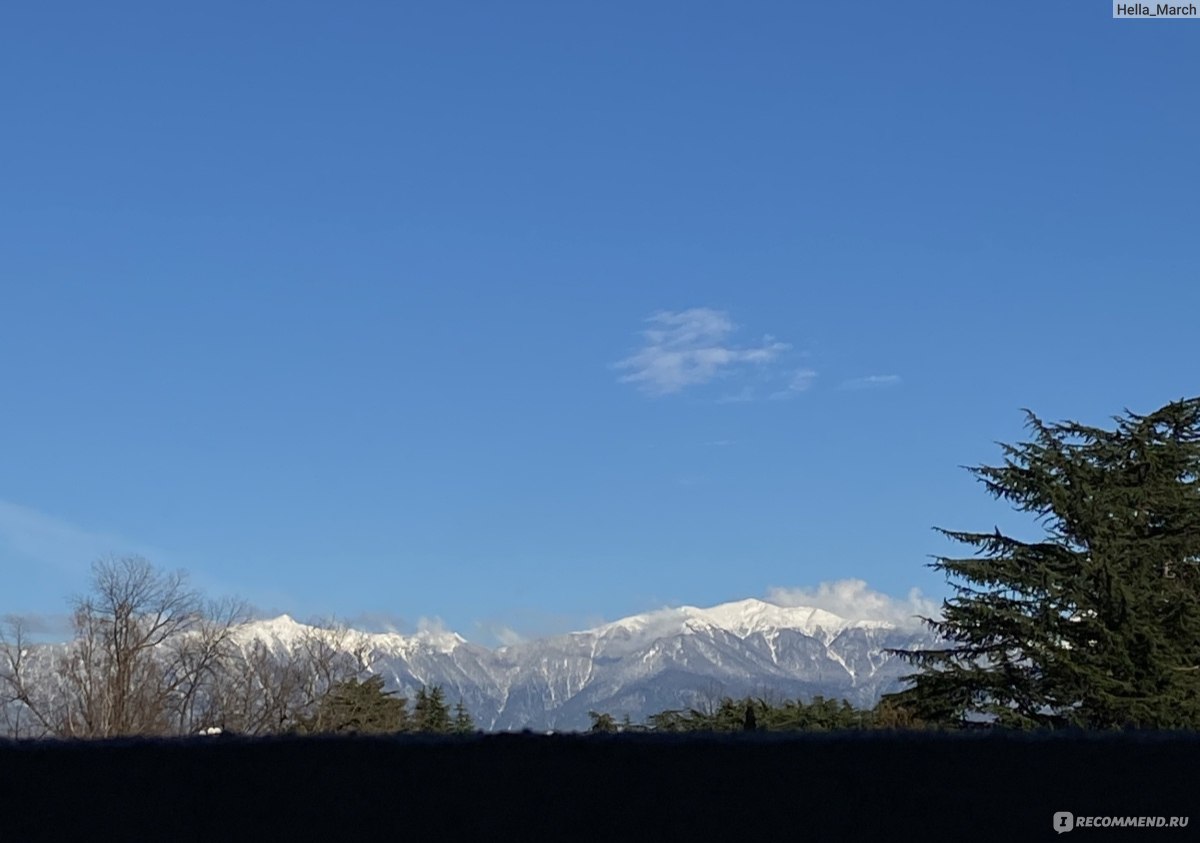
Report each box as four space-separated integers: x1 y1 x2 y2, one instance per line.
240 597 894 657
588 597 890 647
236 614 467 656
235 613 310 647
405 626 468 653
695 599 828 634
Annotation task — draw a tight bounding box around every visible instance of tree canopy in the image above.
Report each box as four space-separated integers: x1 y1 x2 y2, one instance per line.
304 675 409 735
888 397 1200 729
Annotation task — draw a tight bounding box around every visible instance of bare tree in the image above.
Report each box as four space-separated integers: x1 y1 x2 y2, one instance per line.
205 620 373 735
168 595 251 734
0 556 250 738
0 557 379 739
0 615 59 738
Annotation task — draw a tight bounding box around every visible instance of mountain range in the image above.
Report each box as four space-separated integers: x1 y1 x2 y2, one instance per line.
246 598 935 731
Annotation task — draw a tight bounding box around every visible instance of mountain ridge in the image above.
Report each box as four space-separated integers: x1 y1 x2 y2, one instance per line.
236 596 934 730
243 596 910 650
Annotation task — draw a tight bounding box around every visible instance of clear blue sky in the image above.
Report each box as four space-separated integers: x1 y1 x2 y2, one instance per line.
2 1 1196 643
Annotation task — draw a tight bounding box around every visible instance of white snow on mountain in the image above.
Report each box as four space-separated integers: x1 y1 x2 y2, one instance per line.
238 597 887 655
589 598 889 647
223 596 933 730
7 596 934 733
234 613 467 656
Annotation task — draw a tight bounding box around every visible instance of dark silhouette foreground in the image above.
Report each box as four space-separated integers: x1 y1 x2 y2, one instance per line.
2 731 1196 841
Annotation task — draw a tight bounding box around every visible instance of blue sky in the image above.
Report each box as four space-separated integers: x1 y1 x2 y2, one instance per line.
2 1 1197 643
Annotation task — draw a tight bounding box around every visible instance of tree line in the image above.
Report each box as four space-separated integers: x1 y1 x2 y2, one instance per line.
0 557 472 738
305 675 474 735
588 694 923 733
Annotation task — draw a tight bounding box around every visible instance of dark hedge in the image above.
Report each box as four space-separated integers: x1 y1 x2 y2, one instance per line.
1 731 1195 841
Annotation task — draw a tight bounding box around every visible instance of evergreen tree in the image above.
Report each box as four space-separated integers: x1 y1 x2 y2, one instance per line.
645 709 686 732
412 687 428 731
742 700 757 731
587 711 617 733
306 675 408 734
712 698 744 731
888 397 1200 729
636 695 879 733
452 698 474 735
413 685 453 733
869 697 925 730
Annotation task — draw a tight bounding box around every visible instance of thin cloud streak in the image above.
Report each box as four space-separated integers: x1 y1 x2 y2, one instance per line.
345 611 413 635
838 374 902 391
476 623 525 647
716 386 756 404
0 499 141 576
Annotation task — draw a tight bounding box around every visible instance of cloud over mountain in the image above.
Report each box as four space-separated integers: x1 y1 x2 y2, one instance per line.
765 579 938 631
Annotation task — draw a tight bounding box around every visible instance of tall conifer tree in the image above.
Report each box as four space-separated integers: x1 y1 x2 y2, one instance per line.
452 698 474 734
413 685 453 733
889 397 1200 728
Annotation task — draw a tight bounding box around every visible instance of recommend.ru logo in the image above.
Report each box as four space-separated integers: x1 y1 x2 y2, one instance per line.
1053 812 1189 831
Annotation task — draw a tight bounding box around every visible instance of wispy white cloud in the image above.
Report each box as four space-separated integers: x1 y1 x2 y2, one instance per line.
487 624 525 647
346 611 412 635
472 610 608 646
613 308 791 396
770 368 818 400
416 616 452 635
765 578 939 631
838 374 902 391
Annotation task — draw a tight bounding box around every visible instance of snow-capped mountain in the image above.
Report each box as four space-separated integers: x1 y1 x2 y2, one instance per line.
238 598 933 731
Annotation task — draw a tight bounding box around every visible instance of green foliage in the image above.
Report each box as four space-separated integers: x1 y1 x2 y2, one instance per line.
452 698 475 735
305 675 408 735
588 711 617 732
413 685 454 734
305 679 469 735
755 696 873 731
888 397 1200 729
869 697 926 730
645 709 687 732
607 695 907 733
